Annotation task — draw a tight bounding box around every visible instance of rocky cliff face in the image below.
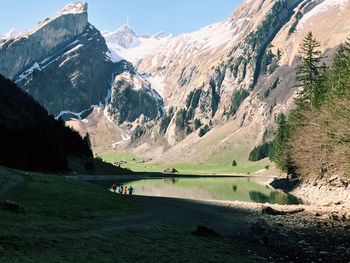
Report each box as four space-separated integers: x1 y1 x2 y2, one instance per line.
0 3 88 80
108 60 164 124
0 2 114 117
96 0 350 165
0 2 164 122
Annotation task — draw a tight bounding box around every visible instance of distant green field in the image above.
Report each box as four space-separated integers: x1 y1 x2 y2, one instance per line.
99 151 271 175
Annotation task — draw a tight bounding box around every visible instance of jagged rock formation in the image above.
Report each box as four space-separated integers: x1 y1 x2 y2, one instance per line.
108 60 164 124
0 2 114 117
0 2 89 80
0 2 164 123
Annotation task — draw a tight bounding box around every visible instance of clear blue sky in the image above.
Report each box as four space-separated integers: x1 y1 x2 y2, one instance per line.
0 0 243 36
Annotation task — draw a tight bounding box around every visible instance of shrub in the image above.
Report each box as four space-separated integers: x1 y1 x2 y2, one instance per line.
194 119 202 130
159 113 173 134
249 142 274 161
228 89 250 116
198 124 210 137
131 125 146 141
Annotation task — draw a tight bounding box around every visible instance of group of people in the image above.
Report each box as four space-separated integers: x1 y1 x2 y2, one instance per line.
112 184 134 195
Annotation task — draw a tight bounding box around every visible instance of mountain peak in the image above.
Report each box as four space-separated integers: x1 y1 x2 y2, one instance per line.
103 24 141 49
1 28 20 40
152 31 169 39
116 24 137 36
58 2 88 16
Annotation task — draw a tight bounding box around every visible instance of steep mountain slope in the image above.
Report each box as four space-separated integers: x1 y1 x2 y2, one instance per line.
0 74 92 172
0 2 164 124
94 0 350 168
108 60 164 124
0 3 114 118
0 28 20 40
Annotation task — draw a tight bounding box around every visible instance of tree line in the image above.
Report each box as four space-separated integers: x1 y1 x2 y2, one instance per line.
270 32 350 178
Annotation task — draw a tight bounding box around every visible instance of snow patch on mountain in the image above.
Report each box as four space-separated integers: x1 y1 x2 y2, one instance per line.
300 0 349 25
17 63 41 82
103 24 141 49
58 2 88 15
56 105 94 120
1 28 20 40
103 25 171 65
146 73 166 96
15 40 84 82
105 50 122 63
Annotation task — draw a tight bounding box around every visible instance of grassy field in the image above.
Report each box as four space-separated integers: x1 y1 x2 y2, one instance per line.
0 168 253 262
99 151 271 175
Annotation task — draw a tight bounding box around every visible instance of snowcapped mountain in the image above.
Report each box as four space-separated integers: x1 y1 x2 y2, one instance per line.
0 28 20 40
0 2 164 123
103 25 170 67
2 0 350 165
0 2 114 117
103 24 140 49
94 0 350 164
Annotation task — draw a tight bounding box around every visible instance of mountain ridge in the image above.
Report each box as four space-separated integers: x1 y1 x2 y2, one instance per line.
87 0 350 166
0 2 164 124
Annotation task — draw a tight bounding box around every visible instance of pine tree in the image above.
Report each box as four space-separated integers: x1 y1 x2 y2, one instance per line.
296 32 323 108
194 118 202 130
270 114 291 171
83 133 92 149
328 37 350 96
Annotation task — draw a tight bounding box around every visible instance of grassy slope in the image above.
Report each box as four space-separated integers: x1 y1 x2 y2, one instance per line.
0 168 252 262
99 151 271 175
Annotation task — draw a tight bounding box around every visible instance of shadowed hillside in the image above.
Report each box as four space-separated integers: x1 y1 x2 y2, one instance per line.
0 74 93 172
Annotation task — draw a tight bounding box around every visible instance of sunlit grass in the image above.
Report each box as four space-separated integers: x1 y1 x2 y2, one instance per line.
99 151 271 175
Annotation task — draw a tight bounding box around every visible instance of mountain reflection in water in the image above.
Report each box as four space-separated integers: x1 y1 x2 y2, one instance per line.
93 177 301 205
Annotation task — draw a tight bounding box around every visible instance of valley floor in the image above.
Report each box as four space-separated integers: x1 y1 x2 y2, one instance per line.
0 167 349 262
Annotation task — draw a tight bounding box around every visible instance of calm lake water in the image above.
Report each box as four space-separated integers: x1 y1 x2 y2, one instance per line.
91 177 301 205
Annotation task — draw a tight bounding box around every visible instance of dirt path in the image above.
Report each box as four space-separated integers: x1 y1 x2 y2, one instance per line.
78 196 254 235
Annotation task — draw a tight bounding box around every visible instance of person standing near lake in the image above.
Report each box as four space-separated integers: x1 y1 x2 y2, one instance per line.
124 186 128 194
119 185 124 194
112 184 117 193
128 186 134 195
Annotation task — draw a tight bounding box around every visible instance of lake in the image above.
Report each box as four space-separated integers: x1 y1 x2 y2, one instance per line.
90 177 301 205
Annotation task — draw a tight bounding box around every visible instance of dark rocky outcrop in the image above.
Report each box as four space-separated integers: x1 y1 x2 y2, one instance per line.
0 3 115 117
108 61 164 124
